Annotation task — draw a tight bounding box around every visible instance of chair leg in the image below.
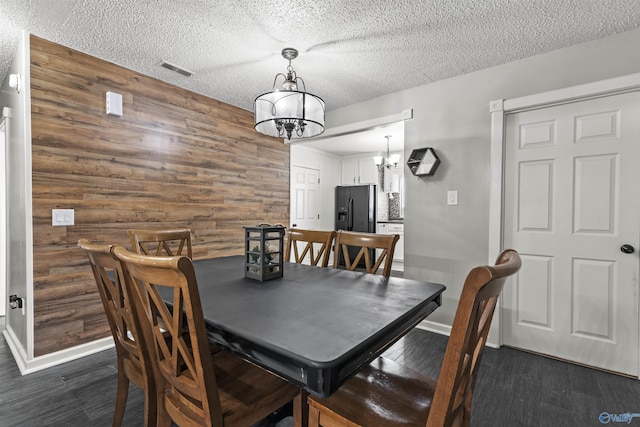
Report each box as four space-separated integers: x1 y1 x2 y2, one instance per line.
112 368 129 427
293 389 309 427
155 389 172 427
142 386 157 427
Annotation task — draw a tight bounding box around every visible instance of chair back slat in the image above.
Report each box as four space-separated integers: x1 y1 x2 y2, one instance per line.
333 230 400 276
426 249 522 427
285 229 336 267
128 228 193 258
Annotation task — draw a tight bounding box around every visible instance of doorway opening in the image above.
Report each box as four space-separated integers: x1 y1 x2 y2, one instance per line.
290 118 406 272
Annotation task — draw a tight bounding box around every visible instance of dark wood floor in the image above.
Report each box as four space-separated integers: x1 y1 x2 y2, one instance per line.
1 327 639 426
384 330 640 426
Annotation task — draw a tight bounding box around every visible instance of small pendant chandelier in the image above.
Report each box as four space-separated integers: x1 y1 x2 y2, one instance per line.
374 135 401 169
254 48 325 141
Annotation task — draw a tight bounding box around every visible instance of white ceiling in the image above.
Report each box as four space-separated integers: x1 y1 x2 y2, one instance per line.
1 1 640 155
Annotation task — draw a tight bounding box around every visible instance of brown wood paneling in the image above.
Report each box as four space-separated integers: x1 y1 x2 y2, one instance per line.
29 35 289 356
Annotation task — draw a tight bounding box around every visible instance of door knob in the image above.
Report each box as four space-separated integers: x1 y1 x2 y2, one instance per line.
620 244 635 254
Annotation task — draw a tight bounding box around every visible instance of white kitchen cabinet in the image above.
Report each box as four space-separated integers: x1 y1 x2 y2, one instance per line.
383 166 403 193
377 222 404 264
341 159 357 185
358 157 377 184
341 157 377 185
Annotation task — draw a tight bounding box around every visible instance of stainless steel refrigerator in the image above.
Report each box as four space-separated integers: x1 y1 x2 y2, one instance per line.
335 184 376 267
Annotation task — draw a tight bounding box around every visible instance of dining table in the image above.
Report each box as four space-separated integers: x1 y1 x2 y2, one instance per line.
164 255 445 425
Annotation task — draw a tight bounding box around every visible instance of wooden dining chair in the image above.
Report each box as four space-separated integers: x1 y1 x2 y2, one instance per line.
112 246 300 427
127 228 193 258
333 230 400 277
285 228 336 267
78 239 157 427
308 249 522 427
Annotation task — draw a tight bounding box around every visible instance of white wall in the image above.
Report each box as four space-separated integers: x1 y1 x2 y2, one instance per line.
289 144 341 231
0 31 34 365
324 27 640 335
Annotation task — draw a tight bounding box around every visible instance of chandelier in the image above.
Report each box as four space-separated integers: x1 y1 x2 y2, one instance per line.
373 135 400 169
254 48 325 141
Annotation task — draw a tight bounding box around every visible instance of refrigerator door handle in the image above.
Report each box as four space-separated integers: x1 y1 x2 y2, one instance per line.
348 197 354 231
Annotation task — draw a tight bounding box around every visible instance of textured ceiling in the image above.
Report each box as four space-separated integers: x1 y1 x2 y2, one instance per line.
1 0 640 154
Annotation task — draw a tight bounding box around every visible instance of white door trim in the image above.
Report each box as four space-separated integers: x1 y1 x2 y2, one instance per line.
0 119 6 317
489 71 640 348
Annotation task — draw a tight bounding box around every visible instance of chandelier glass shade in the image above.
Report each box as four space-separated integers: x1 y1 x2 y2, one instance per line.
254 48 325 141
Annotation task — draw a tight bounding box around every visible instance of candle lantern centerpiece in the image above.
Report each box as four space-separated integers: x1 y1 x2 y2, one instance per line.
244 224 285 281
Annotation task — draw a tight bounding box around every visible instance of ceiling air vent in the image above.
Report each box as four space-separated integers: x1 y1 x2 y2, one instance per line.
160 61 194 77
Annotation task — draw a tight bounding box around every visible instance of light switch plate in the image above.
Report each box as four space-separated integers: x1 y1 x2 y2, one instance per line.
447 190 458 206
52 209 74 226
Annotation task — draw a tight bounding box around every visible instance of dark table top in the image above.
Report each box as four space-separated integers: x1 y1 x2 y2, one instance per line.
181 256 445 397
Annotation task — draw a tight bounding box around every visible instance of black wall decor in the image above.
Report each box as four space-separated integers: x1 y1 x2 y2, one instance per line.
407 147 440 176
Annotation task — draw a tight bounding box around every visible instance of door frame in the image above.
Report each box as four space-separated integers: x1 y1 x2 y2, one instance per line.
0 118 5 317
489 72 640 350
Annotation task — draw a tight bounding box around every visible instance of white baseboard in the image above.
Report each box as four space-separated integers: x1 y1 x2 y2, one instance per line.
418 319 451 336
417 320 500 349
3 327 114 375
3 326 28 373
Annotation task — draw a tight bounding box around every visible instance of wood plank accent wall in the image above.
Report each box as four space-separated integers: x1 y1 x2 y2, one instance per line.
29 36 289 356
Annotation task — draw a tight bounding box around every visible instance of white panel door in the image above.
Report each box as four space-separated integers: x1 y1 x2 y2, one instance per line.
503 91 640 376
290 166 321 230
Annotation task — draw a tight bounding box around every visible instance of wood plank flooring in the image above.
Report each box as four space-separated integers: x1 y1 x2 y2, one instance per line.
1 327 639 426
